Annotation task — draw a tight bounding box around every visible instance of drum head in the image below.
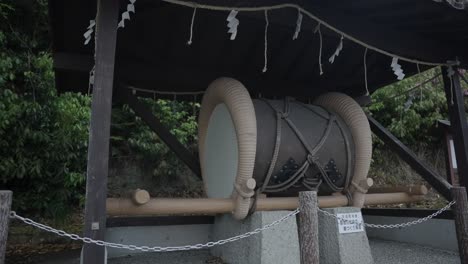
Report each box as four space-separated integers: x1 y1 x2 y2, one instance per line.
198 77 257 219
203 103 239 198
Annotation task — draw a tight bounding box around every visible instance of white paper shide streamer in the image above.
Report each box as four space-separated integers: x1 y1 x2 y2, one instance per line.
329 35 343 64
118 0 137 28
83 20 95 45
226 10 239 40
292 10 302 40
391 57 405 80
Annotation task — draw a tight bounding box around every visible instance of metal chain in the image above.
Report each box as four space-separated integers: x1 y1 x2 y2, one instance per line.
9 209 299 252
318 201 456 229
9 200 456 252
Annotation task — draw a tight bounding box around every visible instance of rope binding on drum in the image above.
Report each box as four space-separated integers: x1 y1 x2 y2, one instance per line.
253 97 350 197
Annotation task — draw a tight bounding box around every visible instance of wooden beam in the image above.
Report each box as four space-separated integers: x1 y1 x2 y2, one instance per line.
367 115 452 199
81 0 119 263
107 193 425 216
118 87 202 178
0 191 12 264
442 67 468 188
451 187 468 264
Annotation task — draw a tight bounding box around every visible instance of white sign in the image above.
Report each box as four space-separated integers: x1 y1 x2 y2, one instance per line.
337 212 364 234
450 139 458 169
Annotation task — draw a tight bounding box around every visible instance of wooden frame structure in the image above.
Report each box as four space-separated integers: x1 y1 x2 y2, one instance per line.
81 0 119 262
46 0 468 263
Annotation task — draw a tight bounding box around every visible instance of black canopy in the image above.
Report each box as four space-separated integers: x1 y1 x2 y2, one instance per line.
49 0 468 99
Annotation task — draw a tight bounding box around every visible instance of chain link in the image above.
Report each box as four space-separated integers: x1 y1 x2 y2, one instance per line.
318 201 456 229
9 201 456 251
9 209 299 252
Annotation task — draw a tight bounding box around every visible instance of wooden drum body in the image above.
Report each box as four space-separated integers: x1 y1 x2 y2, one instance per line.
198 78 372 219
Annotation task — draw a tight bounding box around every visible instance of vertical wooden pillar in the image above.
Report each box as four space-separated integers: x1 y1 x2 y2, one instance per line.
0 191 12 264
442 67 468 188
82 0 119 263
451 187 468 264
296 191 319 264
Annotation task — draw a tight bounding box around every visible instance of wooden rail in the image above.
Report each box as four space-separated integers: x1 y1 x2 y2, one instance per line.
107 192 425 216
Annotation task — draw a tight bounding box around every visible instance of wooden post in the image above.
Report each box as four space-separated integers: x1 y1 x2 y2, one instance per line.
0 191 12 264
296 191 319 264
82 0 119 263
452 187 468 264
442 68 468 188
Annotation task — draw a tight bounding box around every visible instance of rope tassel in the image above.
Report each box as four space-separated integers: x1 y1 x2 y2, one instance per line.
447 65 455 105
292 9 303 40
363 48 369 95
262 10 269 73
187 7 197 45
315 23 324 75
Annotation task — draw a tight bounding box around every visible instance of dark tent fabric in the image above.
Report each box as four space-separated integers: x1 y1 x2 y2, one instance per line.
49 0 468 99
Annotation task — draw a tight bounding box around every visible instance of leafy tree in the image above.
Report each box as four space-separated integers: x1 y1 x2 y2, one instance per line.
368 68 449 147
0 1 90 219
0 1 200 218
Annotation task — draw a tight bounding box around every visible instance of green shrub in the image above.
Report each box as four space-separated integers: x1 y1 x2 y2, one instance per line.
367 68 448 147
0 1 91 219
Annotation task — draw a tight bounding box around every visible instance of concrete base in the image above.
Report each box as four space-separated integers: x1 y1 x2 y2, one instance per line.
211 211 300 264
80 247 107 264
105 225 212 258
364 215 458 252
212 208 373 264
319 207 374 264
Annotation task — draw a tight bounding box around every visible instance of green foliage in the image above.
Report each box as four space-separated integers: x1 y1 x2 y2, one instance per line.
367 68 467 203
0 88 91 219
0 1 91 219
111 99 199 182
0 0 200 219
368 68 448 147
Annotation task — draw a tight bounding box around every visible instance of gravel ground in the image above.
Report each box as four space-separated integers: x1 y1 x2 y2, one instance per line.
30 249 224 264
108 251 224 264
369 239 460 264
13 239 460 264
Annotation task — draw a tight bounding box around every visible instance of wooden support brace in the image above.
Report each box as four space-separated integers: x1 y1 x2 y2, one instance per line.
452 187 468 264
118 87 202 178
0 191 12 264
296 191 319 264
368 114 452 199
